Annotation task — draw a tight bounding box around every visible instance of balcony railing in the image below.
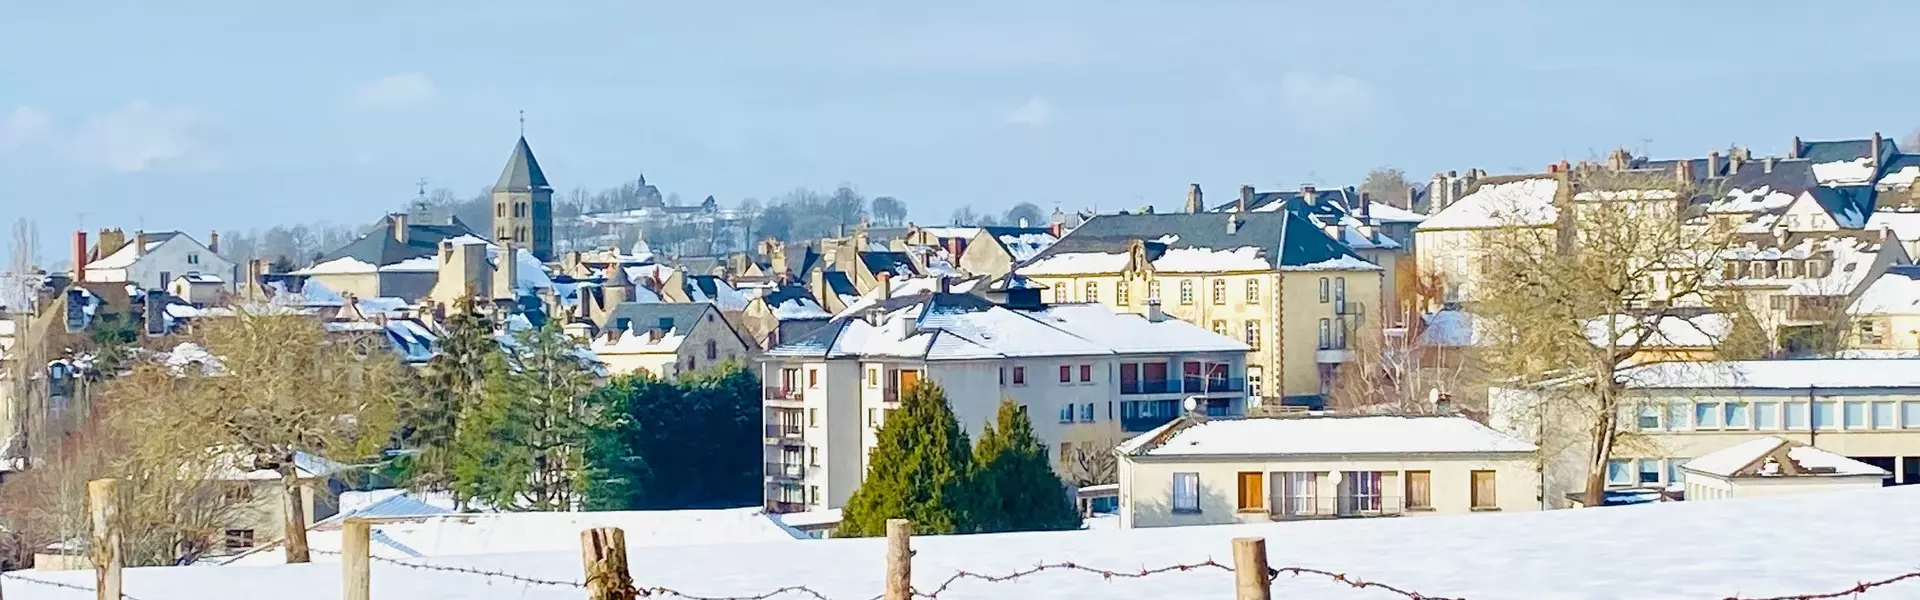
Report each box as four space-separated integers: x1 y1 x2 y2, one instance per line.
763 424 804 440
1268 495 1407 521
1183 376 1245 393
766 500 807 513
1119 379 1177 395
764 462 807 481
882 387 899 402
763 386 802 402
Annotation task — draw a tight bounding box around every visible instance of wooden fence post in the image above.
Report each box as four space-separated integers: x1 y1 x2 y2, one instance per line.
342 519 370 600
581 527 636 600
885 519 912 600
1232 537 1271 600
87 478 121 600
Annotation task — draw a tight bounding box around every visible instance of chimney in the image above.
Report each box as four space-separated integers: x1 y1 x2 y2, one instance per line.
1145 298 1165 322
1226 214 1241 234
73 231 88 282
1301 185 1317 205
1048 221 1064 238
601 264 631 309
1676 160 1692 183
876 271 892 303
945 237 963 262
208 230 220 254
1729 148 1746 174
937 276 951 294
1872 131 1884 168
1789 136 1802 159
392 213 410 244
808 267 826 304
1707 152 1721 178
134 231 149 257
1764 156 1776 174
492 242 519 300
1238 185 1254 214
1185 183 1204 214
1358 192 1373 219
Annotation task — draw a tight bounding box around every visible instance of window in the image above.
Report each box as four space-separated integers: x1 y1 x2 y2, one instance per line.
868 368 879 387
1247 370 1263 398
1318 318 1331 350
1638 459 1660 484
187 253 201 265
1636 404 1660 430
1147 280 1162 302
1779 260 1797 278
1666 401 1690 430
1723 402 1749 429
224 529 255 550
1179 280 1194 305
1905 402 1920 428
1319 277 1330 302
1749 260 1770 278
1606 459 1631 486
1245 279 1260 303
1667 459 1688 484
1754 402 1780 429
1282 472 1316 516
1405 471 1432 510
497 204 506 218
1344 471 1382 512
1807 259 1828 278
1333 317 1348 349
1335 277 1347 305
1053 285 1066 303
1084 281 1099 302
1211 279 1226 305
1208 320 1227 336
807 369 819 388
1813 401 1837 430
810 485 821 506
1243 321 1260 350
1786 401 1809 429
1470 471 1497 509
705 340 718 360
1081 402 1094 422
1079 364 1092 383
1059 403 1074 423
1694 402 1720 428
1236 472 1264 511
223 484 254 503
1860 321 1884 345
1059 443 1071 465
1012 366 1026 385
1116 281 1130 305
809 446 819 466
1058 365 1072 383
867 408 878 426
1171 473 1200 513
808 409 818 428
1876 402 1899 429
1843 401 1867 429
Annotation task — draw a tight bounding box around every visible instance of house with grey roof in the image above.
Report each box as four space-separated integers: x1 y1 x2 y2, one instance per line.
590 301 753 379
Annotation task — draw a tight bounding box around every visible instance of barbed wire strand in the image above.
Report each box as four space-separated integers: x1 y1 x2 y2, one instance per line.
913 558 1231 598
0 571 149 600
1726 571 1920 600
1268 566 1463 600
309 548 584 588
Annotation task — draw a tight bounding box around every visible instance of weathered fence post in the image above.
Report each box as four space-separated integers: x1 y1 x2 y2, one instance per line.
1232 537 1271 600
342 518 370 600
581 527 636 600
885 519 913 600
87 478 121 600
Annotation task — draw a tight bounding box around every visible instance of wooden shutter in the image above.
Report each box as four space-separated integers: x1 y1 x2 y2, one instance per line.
1405 471 1431 509
1471 470 1496 509
1237 472 1264 511
898 370 920 391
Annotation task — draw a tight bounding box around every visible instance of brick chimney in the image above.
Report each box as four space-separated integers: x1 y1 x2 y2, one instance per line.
208 230 220 254
1707 152 1721 178
134 231 149 257
1185 183 1204 214
1789 136 1802 159
1238 185 1253 214
73 231 88 283
1048 221 1064 238
1301 185 1317 205
1871 131 1883 168
392 213 410 244
876 270 892 303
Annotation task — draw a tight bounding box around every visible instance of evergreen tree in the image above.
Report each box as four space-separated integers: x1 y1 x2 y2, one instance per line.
839 382 977 536
449 320 594 510
580 362 761 510
972 400 1082 533
400 297 495 492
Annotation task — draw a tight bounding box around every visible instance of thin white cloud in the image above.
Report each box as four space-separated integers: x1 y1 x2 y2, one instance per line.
0 102 211 173
350 73 439 111
1006 97 1054 128
1275 72 1378 133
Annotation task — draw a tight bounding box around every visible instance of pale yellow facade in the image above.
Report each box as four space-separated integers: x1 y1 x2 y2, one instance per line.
217 478 326 553
1683 471 1884 501
1852 313 1920 353
1025 269 1381 404
1117 453 1536 529
594 317 753 380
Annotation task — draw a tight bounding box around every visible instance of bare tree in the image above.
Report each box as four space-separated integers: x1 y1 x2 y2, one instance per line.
1064 436 1122 486
1359 167 1413 209
1476 166 1741 507
1902 129 1920 153
1326 318 1479 416
870 196 907 227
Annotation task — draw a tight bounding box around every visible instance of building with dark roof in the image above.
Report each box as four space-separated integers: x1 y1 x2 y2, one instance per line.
591 301 753 379
491 136 555 261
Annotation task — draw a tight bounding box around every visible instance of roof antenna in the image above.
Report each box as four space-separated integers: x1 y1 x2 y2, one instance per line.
416 178 428 199
518 110 526 138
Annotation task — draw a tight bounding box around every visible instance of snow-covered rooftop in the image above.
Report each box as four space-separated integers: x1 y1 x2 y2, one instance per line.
1581 313 1730 349
1715 235 1887 296
589 326 687 355
780 295 1245 361
1365 201 1427 223
1414 178 1560 230
41 477 1920 599
1616 359 1920 390
1705 185 1798 214
1682 437 1888 478
1122 416 1536 457
1850 268 1920 315
293 257 380 275
1415 309 1480 347
1865 210 1920 246
1812 157 1875 186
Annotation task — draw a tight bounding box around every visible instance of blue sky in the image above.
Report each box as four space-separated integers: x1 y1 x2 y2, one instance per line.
4 1 1919 262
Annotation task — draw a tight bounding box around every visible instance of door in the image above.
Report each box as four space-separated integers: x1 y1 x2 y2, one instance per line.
898 369 921 392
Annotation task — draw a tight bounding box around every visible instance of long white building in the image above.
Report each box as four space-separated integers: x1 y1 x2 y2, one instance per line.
759 285 1249 513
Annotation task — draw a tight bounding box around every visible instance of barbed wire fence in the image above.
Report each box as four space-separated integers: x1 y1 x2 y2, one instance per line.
6 516 1920 600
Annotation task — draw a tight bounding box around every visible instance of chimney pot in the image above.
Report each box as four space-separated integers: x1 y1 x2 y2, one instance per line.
1300 185 1317 204
1708 151 1721 178
876 271 892 302
1238 185 1254 214
1145 298 1165 322
1764 156 1776 173
73 231 89 282
392 213 410 244
1872 131 1884 167
1185 183 1204 214
1790 136 1802 159
208 230 220 254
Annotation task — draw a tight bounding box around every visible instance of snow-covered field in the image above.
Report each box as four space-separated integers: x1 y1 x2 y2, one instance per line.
8 486 1920 599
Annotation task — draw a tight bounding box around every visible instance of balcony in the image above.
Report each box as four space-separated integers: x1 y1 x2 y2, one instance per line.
1182 376 1244 394
1268 495 1407 521
763 386 803 406
1315 349 1353 364
764 462 807 481
766 500 807 514
882 387 899 403
1120 379 1177 395
763 424 804 445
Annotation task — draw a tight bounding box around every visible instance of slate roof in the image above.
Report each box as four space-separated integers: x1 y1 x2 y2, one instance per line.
606 302 716 335
493 136 551 193
1807 185 1877 228
317 215 481 267
858 251 921 278
1208 186 1364 215
769 291 1246 360
1721 159 1818 195
1023 211 1363 270
822 271 858 297
1796 137 1900 165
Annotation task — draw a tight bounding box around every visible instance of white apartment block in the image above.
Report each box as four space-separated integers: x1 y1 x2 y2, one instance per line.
758 290 1249 513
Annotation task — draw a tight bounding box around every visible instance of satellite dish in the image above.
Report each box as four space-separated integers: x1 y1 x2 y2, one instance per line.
1182 396 1200 413
1428 388 1441 405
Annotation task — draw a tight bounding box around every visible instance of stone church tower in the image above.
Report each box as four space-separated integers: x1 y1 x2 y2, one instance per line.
491 136 554 261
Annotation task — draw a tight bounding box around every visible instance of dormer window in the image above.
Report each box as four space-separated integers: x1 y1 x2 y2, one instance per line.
1807 259 1829 278
1749 260 1770 279
1778 260 1796 278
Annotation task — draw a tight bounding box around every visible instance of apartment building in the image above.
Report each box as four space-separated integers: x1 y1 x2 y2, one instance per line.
1016 209 1381 408
758 289 1248 513
1115 414 1537 529
1209 184 1417 326
1492 359 1920 507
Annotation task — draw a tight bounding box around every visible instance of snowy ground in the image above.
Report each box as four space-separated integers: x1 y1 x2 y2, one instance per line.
8 486 1920 599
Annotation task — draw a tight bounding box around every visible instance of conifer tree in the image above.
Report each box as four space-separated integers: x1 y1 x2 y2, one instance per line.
449 320 594 510
972 400 1082 533
581 362 762 510
400 296 494 491
839 382 977 536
